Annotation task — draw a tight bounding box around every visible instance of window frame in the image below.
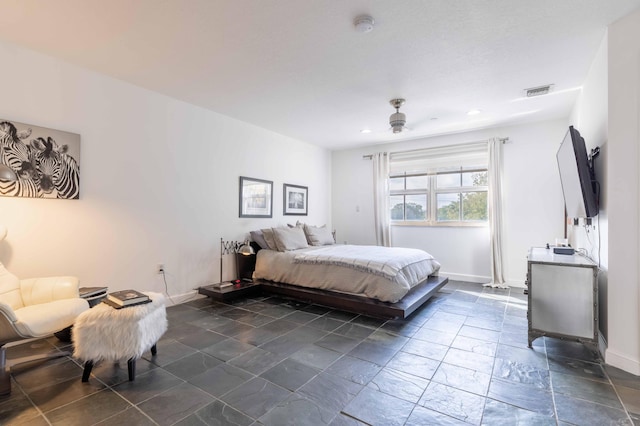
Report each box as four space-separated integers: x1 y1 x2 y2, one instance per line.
389 168 489 227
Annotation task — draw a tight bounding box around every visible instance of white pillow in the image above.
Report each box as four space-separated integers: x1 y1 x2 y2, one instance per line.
304 224 335 246
272 226 309 251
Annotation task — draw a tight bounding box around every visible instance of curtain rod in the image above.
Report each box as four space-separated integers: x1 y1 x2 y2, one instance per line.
362 137 510 160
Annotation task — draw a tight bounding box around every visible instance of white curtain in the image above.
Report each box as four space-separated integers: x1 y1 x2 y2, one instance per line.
484 138 507 288
372 152 391 247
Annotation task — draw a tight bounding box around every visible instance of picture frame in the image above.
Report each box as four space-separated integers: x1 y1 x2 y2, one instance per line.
239 176 273 218
283 183 308 216
0 118 81 199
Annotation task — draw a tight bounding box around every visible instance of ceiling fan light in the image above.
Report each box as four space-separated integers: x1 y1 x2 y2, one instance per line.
389 111 406 132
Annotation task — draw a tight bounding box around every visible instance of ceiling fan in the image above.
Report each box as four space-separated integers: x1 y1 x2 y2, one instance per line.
389 98 409 133
361 98 411 135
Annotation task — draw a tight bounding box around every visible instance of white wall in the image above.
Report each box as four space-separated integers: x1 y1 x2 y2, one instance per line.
568 34 609 343
392 226 490 283
332 119 567 286
607 8 640 375
0 41 332 302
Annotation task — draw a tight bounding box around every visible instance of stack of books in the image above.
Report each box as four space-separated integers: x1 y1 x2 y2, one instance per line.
103 289 151 309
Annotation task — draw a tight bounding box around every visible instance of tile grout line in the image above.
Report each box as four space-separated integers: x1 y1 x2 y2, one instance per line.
601 362 638 424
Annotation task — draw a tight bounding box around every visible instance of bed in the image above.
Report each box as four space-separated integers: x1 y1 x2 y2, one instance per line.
250 225 447 318
200 225 448 319
254 244 441 303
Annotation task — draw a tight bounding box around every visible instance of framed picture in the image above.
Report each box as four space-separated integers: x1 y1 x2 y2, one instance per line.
0 118 81 199
283 183 308 216
239 176 273 218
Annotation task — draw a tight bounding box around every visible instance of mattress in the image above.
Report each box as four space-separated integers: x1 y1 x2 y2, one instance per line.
253 245 441 303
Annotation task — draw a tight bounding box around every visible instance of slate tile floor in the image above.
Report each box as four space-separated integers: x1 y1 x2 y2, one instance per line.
2 280 640 425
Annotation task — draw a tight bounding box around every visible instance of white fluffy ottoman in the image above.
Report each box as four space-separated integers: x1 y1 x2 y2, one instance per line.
72 291 167 382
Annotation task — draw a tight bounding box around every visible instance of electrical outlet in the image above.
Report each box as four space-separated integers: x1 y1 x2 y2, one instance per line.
157 263 165 274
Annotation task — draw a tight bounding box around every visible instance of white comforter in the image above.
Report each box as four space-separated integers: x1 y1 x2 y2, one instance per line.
253 245 441 303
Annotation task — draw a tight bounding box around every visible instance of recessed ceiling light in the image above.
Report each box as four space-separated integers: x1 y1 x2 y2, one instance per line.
467 109 482 116
360 129 372 134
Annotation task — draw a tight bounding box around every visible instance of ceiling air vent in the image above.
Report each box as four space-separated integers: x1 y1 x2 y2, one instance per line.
524 84 554 97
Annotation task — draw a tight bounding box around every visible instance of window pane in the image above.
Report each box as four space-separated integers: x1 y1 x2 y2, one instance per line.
404 194 427 220
462 171 488 187
437 173 461 188
462 191 488 221
405 175 428 190
390 195 404 220
437 193 460 221
389 177 404 191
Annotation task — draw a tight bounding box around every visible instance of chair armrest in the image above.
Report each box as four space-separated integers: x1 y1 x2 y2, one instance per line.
0 301 18 322
0 301 23 343
19 276 80 306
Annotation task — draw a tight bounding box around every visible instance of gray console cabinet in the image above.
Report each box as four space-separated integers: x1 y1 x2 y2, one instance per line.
527 247 599 353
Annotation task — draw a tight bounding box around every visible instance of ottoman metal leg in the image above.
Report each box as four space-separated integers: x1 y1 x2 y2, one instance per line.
127 358 136 381
151 343 157 356
82 361 94 382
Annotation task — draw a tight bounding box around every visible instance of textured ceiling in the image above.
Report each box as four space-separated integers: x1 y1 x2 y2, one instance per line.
0 1 638 150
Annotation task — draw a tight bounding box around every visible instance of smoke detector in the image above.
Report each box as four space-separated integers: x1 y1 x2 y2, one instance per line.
354 15 375 33
524 84 554 97
389 98 407 133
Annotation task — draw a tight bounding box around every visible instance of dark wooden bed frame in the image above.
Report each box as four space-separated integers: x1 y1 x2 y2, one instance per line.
256 275 448 319
199 242 448 319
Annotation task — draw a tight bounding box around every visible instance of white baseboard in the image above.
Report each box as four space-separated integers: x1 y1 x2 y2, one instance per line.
162 290 206 306
439 272 526 289
605 347 640 376
440 272 490 284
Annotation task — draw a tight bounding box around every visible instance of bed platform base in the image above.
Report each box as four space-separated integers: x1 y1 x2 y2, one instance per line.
254 275 448 320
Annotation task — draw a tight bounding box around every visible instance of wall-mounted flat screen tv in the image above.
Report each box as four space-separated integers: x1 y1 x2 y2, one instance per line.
556 126 598 218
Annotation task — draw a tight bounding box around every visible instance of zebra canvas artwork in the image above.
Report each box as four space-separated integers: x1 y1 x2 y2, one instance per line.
0 119 80 199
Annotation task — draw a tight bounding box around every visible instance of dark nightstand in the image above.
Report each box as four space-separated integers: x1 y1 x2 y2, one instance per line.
199 246 259 302
198 280 260 302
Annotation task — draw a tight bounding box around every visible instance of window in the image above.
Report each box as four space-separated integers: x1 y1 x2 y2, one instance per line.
390 168 488 226
436 169 488 223
389 175 428 221
387 141 490 226
389 174 428 222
